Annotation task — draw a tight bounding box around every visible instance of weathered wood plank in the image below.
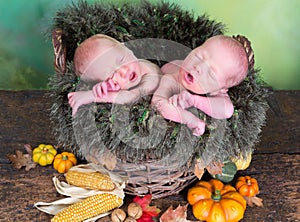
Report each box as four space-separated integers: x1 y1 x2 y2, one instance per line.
0 91 55 161
256 90 300 154
1 153 299 221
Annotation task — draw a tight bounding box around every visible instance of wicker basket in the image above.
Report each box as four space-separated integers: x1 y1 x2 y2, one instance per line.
49 1 269 199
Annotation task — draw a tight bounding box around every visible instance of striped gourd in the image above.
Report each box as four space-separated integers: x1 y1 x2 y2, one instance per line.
51 193 122 222
66 170 115 191
213 160 238 183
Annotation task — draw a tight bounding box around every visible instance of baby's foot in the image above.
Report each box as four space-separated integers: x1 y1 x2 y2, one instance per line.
187 118 205 136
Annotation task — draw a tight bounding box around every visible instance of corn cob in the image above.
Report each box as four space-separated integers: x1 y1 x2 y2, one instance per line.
66 170 115 191
51 193 122 222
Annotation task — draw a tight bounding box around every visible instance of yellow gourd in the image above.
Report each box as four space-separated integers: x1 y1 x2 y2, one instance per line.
231 152 252 171
32 144 57 166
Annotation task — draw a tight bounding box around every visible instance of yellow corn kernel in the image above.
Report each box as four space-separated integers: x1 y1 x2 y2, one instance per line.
51 193 122 222
66 170 115 191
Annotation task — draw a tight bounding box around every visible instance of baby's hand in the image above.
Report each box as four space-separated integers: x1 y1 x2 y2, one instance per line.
106 78 120 92
68 91 95 116
92 82 108 99
169 90 194 109
92 78 120 99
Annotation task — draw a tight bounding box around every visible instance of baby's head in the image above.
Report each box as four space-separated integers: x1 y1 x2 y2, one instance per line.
74 34 142 89
179 35 249 95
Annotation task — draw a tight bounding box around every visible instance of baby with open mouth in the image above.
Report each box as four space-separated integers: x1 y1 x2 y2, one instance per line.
68 34 162 116
152 35 250 136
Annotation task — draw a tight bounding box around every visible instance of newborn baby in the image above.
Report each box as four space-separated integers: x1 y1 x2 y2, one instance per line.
68 34 161 116
152 35 249 136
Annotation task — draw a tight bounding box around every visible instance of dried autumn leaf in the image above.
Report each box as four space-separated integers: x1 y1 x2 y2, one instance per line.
24 144 34 155
206 161 224 175
244 196 264 207
160 204 191 222
133 194 160 222
7 149 37 171
194 163 204 180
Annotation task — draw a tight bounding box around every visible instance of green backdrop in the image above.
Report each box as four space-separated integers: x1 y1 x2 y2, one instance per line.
0 0 299 90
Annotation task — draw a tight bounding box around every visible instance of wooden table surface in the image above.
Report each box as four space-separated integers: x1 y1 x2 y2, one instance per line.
0 90 299 222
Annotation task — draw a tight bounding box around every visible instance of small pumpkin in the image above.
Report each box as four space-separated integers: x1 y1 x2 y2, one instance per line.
235 176 259 197
235 176 263 207
187 179 246 222
231 152 252 171
211 160 237 183
53 151 77 173
32 144 57 166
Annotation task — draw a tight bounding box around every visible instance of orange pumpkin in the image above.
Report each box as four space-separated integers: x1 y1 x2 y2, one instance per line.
187 179 246 222
53 151 77 173
235 176 259 197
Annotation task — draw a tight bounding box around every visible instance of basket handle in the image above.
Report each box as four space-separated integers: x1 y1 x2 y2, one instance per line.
52 28 67 74
233 35 254 72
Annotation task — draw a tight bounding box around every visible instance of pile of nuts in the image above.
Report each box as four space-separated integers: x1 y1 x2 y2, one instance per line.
111 202 143 222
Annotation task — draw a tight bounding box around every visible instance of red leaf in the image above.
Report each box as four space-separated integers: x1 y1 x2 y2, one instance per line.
137 213 153 222
133 194 152 209
133 194 160 221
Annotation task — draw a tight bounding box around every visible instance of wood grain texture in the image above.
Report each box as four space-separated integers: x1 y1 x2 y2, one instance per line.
256 91 300 154
0 90 299 221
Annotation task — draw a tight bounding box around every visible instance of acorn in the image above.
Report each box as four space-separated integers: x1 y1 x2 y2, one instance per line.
111 208 127 222
124 217 136 222
127 202 143 219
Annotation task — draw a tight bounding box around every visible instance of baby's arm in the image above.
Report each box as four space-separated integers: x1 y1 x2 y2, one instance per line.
152 74 205 136
68 78 120 116
68 63 161 116
95 62 161 104
193 93 234 119
170 90 234 119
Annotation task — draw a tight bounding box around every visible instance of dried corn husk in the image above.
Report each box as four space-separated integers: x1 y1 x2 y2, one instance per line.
34 163 127 222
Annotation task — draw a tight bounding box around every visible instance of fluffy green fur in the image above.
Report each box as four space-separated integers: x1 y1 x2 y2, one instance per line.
49 0 269 169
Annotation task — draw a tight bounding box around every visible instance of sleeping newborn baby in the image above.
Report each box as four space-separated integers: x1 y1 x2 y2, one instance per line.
68 34 162 116
152 35 249 136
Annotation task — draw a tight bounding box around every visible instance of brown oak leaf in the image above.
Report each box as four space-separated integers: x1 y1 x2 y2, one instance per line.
206 161 224 175
244 196 264 207
7 145 37 171
194 158 205 179
160 204 191 222
194 164 205 180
